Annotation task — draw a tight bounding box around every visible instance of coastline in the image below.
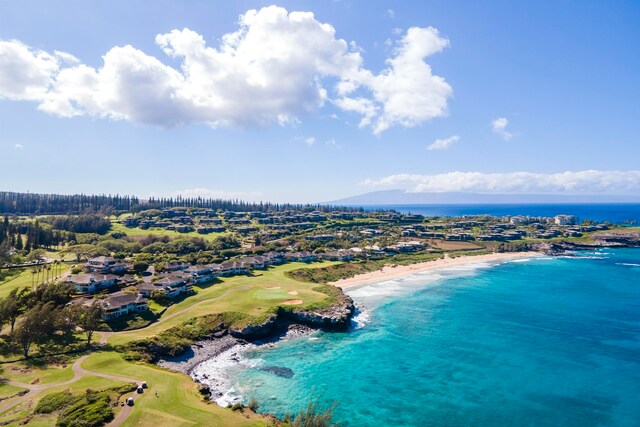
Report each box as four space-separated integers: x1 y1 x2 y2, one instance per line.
171 250 542 408
331 251 542 289
158 325 316 407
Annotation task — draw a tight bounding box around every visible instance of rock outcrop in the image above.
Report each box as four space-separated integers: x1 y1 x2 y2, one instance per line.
534 230 640 255
229 289 355 339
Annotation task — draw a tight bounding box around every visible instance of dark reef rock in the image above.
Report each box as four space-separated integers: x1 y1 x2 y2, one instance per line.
259 366 294 378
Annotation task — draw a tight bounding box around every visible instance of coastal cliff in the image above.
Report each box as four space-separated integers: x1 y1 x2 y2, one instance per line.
230 291 356 339
155 287 355 380
535 231 640 255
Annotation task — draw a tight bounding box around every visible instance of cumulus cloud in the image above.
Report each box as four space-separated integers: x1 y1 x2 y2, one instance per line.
491 117 513 140
0 6 451 134
0 40 59 101
428 134 459 150
14 143 24 149
304 137 316 146
362 170 640 195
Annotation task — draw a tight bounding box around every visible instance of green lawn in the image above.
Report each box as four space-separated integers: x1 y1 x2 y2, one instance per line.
108 261 339 346
0 361 74 386
0 268 35 298
110 221 230 241
0 262 73 299
81 352 267 427
0 373 128 427
0 383 26 400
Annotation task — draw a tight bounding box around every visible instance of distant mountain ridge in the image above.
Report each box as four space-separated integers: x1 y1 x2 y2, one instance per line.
327 190 640 205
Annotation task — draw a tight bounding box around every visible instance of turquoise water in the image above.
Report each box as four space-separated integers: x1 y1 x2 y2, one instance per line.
232 249 640 426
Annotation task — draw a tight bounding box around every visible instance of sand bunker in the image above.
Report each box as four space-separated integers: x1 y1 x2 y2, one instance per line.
266 286 281 290
288 290 298 295
282 299 303 305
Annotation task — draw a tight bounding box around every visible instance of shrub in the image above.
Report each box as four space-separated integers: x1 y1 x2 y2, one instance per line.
56 389 114 427
71 267 83 274
288 398 339 427
247 398 259 412
35 391 75 414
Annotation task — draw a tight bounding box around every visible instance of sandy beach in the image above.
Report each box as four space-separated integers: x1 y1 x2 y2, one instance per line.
331 251 542 289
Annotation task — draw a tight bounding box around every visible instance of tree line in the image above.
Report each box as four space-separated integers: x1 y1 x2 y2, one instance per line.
0 191 363 215
0 283 103 358
42 214 112 234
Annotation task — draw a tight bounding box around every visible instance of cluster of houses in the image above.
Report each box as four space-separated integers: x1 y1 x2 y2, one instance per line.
66 249 359 320
120 208 367 236
66 210 613 321
396 214 608 243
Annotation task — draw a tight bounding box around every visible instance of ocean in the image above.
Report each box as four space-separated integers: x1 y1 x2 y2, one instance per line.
202 249 640 426
361 203 640 224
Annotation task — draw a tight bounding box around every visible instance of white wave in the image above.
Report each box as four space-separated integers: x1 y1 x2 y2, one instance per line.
346 262 496 309
215 386 243 407
351 308 371 329
191 344 259 407
617 262 640 267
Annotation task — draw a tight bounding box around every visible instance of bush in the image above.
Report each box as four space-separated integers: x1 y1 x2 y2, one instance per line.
35 391 75 414
286 398 339 427
230 403 244 411
247 398 259 412
56 389 114 427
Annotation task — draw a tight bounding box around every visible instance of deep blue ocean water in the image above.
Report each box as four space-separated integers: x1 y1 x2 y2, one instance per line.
362 203 640 224
227 249 640 427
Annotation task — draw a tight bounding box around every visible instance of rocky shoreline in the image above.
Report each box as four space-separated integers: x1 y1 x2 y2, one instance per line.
156 288 355 404
155 235 638 406
534 231 640 255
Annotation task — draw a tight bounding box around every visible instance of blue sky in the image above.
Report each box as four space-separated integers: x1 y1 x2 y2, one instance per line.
1 0 639 203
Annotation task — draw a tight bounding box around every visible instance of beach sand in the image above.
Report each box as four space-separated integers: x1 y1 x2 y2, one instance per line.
331 251 542 289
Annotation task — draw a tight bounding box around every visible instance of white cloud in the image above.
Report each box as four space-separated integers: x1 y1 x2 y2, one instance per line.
428 134 459 150
0 6 452 134
0 40 59 101
304 137 316 146
362 170 640 195
491 117 513 140
14 143 24 149
386 9 395 19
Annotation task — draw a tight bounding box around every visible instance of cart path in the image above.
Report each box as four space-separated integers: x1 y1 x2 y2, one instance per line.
1 354 141 427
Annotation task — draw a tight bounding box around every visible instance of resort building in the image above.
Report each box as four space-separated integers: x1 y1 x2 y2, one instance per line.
84 256 127 274
66 273 119 293
100 292 149 320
